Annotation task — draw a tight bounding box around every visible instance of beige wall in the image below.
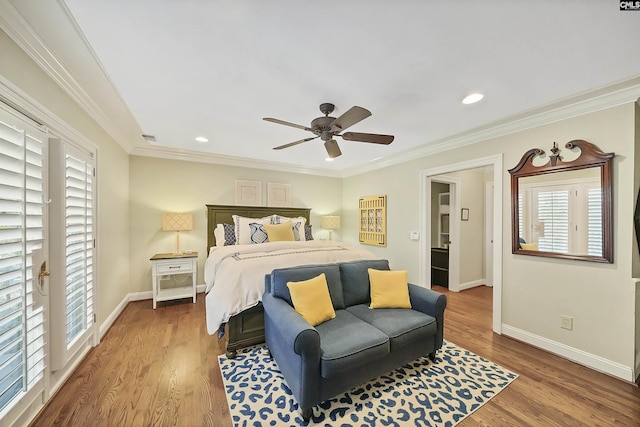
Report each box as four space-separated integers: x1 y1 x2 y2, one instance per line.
0 30 131 328
344 103 637 374
452 168 487 285
128 156 343 291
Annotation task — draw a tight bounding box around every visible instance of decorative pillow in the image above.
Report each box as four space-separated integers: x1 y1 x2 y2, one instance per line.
248 223 269 244
368 268 412 309
272 215 307 241
214 224 224 246
233 215 272 245
287 273 336 326
291 222 303 241
304 224 314 241
222 223 236 245
521 242 538 251
264 222 295 242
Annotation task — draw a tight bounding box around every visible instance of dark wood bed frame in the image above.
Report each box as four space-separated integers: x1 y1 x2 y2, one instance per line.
206 204 311 358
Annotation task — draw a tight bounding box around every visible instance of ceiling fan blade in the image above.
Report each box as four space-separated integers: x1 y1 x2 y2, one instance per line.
330 106 371 132
341 132 394 145
324 139 342 158
264 117 313 132
273 136 317 150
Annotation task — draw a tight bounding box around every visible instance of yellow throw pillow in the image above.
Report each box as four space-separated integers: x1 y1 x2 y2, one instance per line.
368 269 412 309
521 243 538 251
264 222 295 242
287 273 336 326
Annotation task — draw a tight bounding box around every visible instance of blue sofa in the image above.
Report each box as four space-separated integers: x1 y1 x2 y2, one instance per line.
263 259 447 422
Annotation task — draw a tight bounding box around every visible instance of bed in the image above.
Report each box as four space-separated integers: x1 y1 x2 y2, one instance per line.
204 204 377 357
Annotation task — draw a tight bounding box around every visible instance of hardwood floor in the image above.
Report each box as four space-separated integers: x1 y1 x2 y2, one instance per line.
30 287 640 426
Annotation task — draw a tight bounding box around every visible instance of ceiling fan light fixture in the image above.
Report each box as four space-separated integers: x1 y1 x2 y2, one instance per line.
324 139 342 158
264 103 394 159
462 93 484 105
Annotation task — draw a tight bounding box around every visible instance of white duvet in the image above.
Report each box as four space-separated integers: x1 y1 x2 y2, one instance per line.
204 240 377 335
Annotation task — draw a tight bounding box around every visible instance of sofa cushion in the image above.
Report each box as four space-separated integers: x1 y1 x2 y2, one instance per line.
368 269 411 309
287 273 336 326
346 304 436 351
271 264 345 309
316 310 389 378
339 259 390 307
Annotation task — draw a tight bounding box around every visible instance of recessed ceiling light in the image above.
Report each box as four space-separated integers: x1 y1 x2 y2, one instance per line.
462 93 484 105
195 136 208 143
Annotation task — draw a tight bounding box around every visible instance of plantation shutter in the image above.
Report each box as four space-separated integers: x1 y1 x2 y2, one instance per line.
587 187 602 256
50 140 95 370
0 105 45 412
64 153 94 345
518 192 524 240
536 189 569 253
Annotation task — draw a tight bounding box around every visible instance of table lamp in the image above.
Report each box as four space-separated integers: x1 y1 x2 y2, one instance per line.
321 215 341 240
162 212 193 254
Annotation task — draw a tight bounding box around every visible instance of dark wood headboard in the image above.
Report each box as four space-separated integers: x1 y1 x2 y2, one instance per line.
206 204 311 250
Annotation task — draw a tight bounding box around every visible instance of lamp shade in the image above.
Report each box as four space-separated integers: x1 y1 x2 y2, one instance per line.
321 216 341 230
162 212 193 231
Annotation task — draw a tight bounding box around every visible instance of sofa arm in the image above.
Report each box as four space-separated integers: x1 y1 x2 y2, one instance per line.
263 293 320 356
408 284 447 349
263 293 321 409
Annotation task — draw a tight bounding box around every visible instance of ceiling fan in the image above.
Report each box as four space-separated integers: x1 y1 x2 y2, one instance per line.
263 103 394 159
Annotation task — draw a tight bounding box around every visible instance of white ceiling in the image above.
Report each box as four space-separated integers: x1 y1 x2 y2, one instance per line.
6 1 640 175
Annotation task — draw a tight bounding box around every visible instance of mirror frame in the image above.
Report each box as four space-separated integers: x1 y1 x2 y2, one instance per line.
508 139 615 263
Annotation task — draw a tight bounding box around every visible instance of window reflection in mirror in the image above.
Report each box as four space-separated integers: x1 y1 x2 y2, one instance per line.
518 168 601 256
509 140 614 263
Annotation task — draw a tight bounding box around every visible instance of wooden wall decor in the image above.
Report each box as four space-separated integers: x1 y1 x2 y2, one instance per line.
359 195 387 246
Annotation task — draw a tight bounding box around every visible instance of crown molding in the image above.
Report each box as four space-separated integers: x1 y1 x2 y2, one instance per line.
0 74 98 153
129 144 343 178
342 77 640 177
0 0 140 153
2 0 638 179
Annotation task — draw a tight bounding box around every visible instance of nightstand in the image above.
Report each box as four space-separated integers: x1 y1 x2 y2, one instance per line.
150 252 198 309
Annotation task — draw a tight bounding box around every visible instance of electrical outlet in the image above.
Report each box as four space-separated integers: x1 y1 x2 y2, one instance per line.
560 315 573 330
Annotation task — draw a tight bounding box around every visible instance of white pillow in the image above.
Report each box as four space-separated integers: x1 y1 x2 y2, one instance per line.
214 224 224 246
271 215 307 241
233 215 272 245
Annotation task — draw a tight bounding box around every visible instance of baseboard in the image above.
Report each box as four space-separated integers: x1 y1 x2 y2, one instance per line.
458 279 485 291
502 324 634 382
99 293 130 339
99 285 207 338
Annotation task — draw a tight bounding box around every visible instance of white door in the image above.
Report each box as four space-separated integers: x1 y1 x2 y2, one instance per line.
0 103 48 421
485 181 494 287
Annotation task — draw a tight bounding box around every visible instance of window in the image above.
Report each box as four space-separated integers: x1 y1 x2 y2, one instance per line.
0 105 45 413
64 153 94 345
50 141 95 370
521 177 601 255
535 188 570 253
587 187 602 256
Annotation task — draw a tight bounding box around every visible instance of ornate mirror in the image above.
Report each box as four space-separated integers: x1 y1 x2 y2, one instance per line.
509 140 614 263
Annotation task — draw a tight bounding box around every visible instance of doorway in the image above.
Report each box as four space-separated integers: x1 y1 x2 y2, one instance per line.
419 154 503 334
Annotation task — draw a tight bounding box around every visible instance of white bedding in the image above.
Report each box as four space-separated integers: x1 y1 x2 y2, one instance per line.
204 240 377 334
